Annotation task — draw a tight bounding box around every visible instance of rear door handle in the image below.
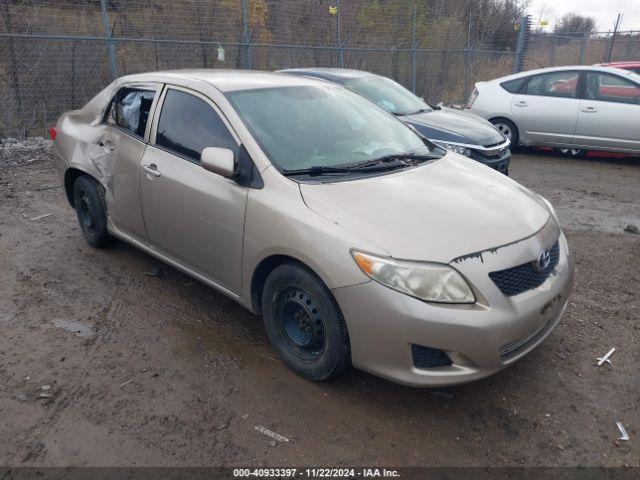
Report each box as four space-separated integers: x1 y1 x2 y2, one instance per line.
581 106 597 113
142 164 161 177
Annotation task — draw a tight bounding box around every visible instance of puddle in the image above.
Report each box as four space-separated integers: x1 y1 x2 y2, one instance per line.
53 319 96 337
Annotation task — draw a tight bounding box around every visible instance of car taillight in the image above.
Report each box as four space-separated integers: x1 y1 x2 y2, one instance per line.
466 88 479 109
49 126 57 141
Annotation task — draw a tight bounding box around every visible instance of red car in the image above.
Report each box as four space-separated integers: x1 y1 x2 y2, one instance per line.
597 61 640 75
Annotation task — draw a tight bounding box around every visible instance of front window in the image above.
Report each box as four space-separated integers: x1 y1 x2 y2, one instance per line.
226 85 431 172
585 72 640 104
344 76 431 116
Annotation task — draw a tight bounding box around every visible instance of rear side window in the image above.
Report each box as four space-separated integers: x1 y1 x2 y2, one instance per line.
155 89 237 163
523 71 579 98
500 77 527 93
585 72 640 105
105 87 156 138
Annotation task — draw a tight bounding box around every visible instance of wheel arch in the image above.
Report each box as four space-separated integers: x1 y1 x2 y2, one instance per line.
489 116 520 144
250 254 333 315
64 167 93 208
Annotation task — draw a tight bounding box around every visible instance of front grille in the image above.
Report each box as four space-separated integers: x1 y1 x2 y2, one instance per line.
411 344 452 369
489 241 560 297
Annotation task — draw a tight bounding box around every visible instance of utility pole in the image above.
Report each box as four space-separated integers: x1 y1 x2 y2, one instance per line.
606 13 623 62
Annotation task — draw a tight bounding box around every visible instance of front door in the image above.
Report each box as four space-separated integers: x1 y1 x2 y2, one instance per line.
574 71 640 153
139 87 247 293
511 70 581 145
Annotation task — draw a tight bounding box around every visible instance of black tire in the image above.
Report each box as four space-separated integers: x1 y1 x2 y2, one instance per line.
556 147 588 158
262 263 351 381
72 175 113 248
490 117 519 148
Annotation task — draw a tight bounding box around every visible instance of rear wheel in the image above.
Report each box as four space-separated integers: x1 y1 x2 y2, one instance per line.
490 118 519 148
72 175 113 248
557 147 587 158
262 263 351 381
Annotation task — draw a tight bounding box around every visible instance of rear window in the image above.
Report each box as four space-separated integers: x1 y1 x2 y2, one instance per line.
523 71 579 98
500 77 527 94
105 87 156 138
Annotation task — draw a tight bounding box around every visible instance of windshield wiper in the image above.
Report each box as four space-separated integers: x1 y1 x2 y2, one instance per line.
282 152 439 177
348 152 440 170
282 165 352 177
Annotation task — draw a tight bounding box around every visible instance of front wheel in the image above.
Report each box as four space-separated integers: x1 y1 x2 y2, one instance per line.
262 263 351 381
490 118 519 148
556 148 587 158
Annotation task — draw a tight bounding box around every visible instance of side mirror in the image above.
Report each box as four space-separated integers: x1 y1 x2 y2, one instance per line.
201 147 235 178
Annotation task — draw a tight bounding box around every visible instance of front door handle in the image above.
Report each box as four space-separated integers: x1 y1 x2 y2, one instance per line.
514 101 528 107
581 106 597 113
142 164 161 177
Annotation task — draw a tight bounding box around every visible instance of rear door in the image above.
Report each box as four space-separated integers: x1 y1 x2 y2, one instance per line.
139 86 247 293
511 70 581 145
574 71 640 153
93 84 160 240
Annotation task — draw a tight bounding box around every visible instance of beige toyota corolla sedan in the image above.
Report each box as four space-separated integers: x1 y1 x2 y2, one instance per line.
52 70 573 387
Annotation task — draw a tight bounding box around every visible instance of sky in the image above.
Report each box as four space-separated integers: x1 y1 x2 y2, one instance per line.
526 0 640 32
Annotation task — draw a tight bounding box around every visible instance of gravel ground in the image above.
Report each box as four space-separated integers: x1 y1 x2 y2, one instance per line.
0 142 638 467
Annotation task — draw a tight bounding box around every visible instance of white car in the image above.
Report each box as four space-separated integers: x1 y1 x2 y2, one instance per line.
467 66 640 157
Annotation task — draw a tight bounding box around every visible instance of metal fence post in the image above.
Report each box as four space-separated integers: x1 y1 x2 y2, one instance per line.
411 4 417 93
336 0 344 67
549 34 557 66
100 0 118 78
513 15 531 73
578 33 587 64
463 13 472 103
241 0 252 69
623 32 633 60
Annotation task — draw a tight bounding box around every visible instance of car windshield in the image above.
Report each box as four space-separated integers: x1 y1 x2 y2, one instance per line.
226 85 431 172
344 76 432 116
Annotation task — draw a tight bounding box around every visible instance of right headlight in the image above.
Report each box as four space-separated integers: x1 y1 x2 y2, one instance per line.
351 250 475 304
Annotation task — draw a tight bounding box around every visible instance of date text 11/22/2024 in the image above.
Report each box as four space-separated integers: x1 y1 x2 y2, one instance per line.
232 468 401 478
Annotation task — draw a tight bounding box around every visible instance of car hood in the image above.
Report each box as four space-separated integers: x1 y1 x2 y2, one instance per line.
402 107 504 146
300 154 550 263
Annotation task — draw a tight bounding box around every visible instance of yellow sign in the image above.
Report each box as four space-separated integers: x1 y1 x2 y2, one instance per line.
329 6 337 15
540 19 549 26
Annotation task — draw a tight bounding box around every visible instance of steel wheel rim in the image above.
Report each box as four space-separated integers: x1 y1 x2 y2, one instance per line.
275 287 326 357
560 148 583 157
78 191 95 234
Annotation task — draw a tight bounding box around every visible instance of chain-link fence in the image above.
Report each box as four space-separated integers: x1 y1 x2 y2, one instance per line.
526 31 640 69
1 1 638 138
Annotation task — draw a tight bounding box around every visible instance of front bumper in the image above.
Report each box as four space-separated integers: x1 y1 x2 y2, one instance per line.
470 147 511 175
332 223 573 387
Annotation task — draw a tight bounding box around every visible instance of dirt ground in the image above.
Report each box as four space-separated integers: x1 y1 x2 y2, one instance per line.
0 141 639 467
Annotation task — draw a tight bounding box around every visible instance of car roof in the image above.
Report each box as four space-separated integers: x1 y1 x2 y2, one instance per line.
487 65 640 84
277 68 375 83
115 69 329 92
596 61 640 68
